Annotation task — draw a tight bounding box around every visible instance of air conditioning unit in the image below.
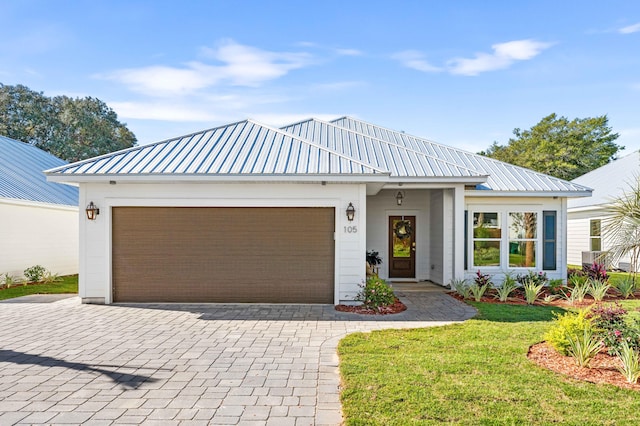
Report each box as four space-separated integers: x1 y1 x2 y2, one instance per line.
581 251 607 267
618 262 631 272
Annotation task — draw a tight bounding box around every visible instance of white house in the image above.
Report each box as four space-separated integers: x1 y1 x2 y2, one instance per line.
46 117 591 304
0 135 79 277
567 150 639 271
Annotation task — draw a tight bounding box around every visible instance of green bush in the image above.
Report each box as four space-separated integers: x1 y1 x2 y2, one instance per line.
355 277 396 308
24 265 47 283
545 310 593 355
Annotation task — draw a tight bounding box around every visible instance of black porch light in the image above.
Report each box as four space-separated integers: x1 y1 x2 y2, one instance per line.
396 191 404 206
346 202 355 221
85 201 100 220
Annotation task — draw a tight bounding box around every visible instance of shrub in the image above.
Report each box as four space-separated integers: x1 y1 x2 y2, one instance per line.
355 277 396 309
548 279 565 295
587 279 611 302
42 271 62 284
451 279 470 299
617 341 640 384
566 328 603 368
1 273 22 288
523 280 544 305
587 303 640 355
612 277 636 299
583 262 608 282
561 276 589 305
468 271 491 302
545 310 592 355
493 274 518 302
516 270 548 286
24 265 47 283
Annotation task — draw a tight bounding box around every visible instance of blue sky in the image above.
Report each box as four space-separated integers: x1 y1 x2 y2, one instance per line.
2 1 639 154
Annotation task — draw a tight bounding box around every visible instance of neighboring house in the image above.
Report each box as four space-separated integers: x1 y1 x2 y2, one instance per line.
45 117 590 304
567 150 639 271
0 135 79 277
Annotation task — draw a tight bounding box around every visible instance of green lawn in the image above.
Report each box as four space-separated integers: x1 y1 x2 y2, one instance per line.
0 275 78 301
339 301 640 425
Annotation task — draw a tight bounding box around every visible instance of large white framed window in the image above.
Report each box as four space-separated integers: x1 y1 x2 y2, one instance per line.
469 208 552 270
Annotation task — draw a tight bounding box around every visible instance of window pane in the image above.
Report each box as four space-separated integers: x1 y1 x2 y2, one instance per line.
509 212 537 239
591 238 601 251
474 241 501 266
590 220 601 237
473 212 501 238
509 241 536 267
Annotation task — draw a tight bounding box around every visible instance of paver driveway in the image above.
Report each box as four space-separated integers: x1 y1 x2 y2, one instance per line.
0 289 475 425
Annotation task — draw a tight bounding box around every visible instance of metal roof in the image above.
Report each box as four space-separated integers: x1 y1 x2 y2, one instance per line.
46 120 385 178
0 135 78 206
281 119 485 180
330 116 592 194
568 150 640 209
44 115 592 195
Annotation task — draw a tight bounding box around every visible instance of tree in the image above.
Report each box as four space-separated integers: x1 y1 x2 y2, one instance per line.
603 178 640 283
0 83 136 162
480 113 622 180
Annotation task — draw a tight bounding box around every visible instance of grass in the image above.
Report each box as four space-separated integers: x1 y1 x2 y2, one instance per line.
0 275 78 301
338 302 640 425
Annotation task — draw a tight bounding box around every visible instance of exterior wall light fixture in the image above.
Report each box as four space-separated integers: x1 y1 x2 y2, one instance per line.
346 202 355 221
86 202 100 220
396 191 404 206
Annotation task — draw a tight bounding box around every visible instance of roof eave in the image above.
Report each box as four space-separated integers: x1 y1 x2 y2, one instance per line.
466 190 593 198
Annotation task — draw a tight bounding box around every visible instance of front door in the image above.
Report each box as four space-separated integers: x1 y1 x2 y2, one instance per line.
389 216 416 278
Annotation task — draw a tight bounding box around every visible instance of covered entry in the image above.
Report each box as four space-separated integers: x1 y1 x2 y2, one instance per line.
112 207 335 303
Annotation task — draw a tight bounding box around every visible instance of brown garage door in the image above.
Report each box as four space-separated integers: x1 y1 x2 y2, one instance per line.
112 207 335 303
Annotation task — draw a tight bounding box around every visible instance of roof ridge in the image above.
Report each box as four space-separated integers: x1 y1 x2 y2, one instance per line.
246 119 389 174
332 116 590 191
290 118 486 176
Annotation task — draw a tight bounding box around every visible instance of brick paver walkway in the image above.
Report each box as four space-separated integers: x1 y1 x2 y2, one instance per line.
0 288 475 425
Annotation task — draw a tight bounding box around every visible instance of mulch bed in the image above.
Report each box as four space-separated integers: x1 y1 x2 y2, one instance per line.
528 341 640 391
335 298 407 315
448 288 640 308
447 289 640 390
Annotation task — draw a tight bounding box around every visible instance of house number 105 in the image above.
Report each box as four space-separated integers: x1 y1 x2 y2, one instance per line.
344 226 358 233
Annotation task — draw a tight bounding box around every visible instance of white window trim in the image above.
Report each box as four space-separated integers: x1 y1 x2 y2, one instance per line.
469 208 543 271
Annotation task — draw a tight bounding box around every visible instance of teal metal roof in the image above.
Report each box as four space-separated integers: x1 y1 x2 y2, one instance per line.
0 135 78 206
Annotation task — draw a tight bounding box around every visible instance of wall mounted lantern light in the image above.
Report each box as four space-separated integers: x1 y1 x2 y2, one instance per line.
85 201 100 220
346 202 355 221
395 191 404 206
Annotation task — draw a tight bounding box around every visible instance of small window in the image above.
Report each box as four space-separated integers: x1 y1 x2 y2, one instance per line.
590 219 601 251
473 212 501 266
509 212 537 267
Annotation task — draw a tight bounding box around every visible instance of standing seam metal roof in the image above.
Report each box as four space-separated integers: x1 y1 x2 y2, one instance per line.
0 135 78 206
330 116 591 193
46 120 386 177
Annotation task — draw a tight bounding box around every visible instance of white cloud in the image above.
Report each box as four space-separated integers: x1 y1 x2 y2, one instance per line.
619 22 640 34
448 39 554 76
99 39 312 96
392 50 442 73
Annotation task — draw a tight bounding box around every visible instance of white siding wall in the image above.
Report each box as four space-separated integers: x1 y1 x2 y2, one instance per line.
79 182 365 304
465 196 566 282
568 208 636 270
429 190 444 285
566 210 594 267
366 189 434 281
0 199 78 277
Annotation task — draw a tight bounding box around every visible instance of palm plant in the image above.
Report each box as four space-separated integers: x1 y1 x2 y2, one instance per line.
603 177 640 284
